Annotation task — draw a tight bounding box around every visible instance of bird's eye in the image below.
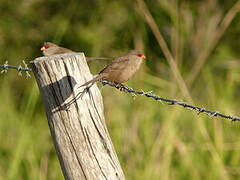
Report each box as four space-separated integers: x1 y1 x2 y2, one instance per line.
44 45 50 49
136 53 143 57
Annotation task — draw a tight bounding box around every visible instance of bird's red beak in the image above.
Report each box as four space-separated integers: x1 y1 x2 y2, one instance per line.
40 46 46 51
142 55 146 59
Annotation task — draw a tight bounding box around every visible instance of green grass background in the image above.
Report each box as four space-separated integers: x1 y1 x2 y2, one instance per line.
1 0 240 179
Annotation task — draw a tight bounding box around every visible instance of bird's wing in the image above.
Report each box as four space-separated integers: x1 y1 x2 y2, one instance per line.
99 56 129 74
56 47 73 54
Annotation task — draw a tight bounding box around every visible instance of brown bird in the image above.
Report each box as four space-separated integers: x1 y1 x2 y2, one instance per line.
80 50 146 87
40 42 109 61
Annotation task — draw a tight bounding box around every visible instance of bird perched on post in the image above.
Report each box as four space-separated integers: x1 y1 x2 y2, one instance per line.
80 50 146 87
40 42 109 61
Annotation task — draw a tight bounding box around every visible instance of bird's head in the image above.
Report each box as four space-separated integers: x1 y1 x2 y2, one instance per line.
40 42 58 51
128 50 146 60
136 53 146 59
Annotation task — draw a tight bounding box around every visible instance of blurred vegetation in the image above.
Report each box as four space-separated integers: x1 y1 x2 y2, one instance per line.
1 0 240 179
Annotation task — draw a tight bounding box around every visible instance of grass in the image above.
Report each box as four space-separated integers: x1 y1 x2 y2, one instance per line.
0 0 240 179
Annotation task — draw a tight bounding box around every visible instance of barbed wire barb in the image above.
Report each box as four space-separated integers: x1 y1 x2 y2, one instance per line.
22 60 31 78
0 61 8 73
18 65 23 76
0 62 32 75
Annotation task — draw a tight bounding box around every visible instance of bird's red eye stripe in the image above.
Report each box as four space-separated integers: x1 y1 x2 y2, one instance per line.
136 53 146 59
44 45 50 49
40 45 50 51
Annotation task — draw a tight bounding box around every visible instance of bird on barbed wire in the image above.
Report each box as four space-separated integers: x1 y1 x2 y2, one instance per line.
40 42 109 61
80 50 146 88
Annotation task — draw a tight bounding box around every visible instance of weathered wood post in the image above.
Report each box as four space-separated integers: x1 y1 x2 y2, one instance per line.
31 53 125 180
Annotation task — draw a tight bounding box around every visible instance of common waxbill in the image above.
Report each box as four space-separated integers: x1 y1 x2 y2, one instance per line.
80 50 146 87
40 42 108 61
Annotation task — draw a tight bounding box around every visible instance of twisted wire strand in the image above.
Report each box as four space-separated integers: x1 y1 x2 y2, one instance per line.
101 80 240 122
0 65 32 72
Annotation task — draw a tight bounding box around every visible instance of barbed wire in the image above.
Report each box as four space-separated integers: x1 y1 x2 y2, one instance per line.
0 61 32 77
101 80 240 122
1 63 239 122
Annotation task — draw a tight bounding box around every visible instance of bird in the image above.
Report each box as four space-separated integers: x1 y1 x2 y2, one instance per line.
40 42 109 61
80 50 146 87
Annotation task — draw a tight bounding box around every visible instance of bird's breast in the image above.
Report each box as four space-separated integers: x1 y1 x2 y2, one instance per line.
108 58 142 83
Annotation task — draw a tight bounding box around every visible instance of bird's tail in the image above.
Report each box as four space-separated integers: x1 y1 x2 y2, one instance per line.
80 74 104 87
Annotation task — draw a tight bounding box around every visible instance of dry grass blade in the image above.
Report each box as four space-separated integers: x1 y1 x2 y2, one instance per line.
136 0 192 102
187 0 240 85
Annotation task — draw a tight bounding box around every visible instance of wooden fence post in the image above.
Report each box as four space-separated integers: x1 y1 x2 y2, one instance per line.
31 53 125 180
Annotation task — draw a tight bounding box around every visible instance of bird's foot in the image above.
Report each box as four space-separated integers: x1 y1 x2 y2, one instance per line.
101 80 108 86
115 83 125 91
